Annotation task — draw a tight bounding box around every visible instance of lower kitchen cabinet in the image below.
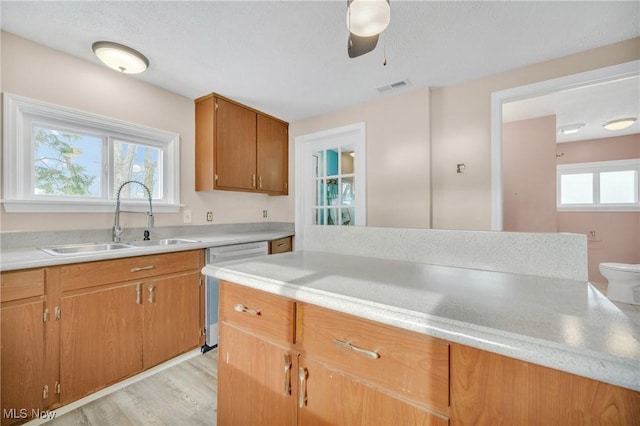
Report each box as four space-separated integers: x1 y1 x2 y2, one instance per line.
297 356 448 426
143 271 202 368
2 250 204 421
217 322 296 426
218 280 640 426
60 282 143 403
218 281 448 426
450 344 640 425
0 269 56 426
57 251 203 403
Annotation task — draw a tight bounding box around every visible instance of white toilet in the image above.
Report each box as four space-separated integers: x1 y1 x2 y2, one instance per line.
599 263 640 305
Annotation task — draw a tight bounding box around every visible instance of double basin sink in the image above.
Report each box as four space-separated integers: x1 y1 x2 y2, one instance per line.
39 238 200 256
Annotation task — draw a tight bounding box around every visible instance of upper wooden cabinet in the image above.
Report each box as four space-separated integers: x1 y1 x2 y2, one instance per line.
195 93 288 195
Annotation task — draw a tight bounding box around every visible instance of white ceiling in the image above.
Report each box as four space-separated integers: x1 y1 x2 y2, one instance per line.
503 75 640 143
1 1 639 123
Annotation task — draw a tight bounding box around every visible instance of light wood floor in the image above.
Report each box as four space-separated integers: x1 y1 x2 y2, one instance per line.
47 350 218 426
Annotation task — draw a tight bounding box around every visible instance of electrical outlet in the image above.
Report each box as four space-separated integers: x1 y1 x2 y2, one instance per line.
262 210 268 219
206 211 213 222
183 209 192 224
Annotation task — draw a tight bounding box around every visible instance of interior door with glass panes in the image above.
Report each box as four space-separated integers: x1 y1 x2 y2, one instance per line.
312 147 357 226
298 123 366 237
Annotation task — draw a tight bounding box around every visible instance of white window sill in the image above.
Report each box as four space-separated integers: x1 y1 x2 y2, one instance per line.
1 199 181 214
557 204 640 212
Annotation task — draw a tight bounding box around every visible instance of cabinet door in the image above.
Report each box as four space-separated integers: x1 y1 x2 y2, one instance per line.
215 97 257 191
1 300 46 426
257 114 288 194
298 356 448 426
218 322 295 426
60 283 143 403
143 272 201 368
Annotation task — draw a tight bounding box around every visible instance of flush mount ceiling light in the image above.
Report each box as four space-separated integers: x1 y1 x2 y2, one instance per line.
347 0 390 37
557 123 585 135
92 41 149 74
603 117 637 131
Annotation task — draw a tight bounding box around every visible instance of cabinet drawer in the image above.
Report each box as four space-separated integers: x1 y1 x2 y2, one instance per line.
219 280 295 345
1 268 45 302
297 303 450 412
61 250 203 292
269 237 292 254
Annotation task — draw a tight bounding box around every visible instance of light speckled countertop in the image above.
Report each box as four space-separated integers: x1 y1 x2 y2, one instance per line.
203 250 640 392
0 230 293 271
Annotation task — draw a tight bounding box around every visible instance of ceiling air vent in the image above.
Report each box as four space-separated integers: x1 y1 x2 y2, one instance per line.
376 79 411 93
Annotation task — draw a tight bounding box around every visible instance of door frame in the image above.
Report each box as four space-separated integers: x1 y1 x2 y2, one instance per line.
295 122 366 249
490 60 639 230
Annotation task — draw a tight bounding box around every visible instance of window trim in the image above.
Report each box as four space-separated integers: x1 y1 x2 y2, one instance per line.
557 158 640 212
2 93 181 213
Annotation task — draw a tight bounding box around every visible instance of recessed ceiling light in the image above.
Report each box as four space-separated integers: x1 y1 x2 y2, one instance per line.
92 41 149 74
557 123 585 135
603 117 637 131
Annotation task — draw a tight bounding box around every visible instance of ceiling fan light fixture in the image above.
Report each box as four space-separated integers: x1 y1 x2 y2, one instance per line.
347 0 390 37
92 41 149 74
602 117 637 131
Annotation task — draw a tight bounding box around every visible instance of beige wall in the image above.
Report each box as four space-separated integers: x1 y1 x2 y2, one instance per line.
431 37 640 230
557 133 640 164
502 115 557 232
0 32 291 233
290 88 430 229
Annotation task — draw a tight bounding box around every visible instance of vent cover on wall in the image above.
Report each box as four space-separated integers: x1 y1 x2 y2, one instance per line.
376 79 411 93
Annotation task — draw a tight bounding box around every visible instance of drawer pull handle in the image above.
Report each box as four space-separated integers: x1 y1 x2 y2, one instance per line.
284 354 292 395
234 304 261 316
277 243 286 247
332 339 380 360
130 265 155 273
136 283 142 305
298 367 308 408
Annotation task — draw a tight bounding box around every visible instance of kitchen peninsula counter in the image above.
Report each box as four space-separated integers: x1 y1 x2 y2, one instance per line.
203 233 640 393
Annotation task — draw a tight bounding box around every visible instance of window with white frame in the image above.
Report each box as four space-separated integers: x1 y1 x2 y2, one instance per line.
2 94 180 213
557 159 640 211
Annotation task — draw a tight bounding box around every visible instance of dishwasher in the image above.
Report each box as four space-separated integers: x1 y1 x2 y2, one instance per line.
202 241 269 352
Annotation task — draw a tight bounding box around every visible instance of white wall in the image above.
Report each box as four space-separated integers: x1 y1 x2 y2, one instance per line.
430 37 640 230
290 88 430 229
0 31 292 233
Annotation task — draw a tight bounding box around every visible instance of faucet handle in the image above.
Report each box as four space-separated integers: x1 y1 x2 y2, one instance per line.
144 230 150 241
113 225 124 242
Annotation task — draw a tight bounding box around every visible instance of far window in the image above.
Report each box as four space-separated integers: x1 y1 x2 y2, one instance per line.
557 159 640 211
3 94 180 213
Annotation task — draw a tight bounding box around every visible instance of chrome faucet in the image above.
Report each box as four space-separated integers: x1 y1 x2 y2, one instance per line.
113 180 154 242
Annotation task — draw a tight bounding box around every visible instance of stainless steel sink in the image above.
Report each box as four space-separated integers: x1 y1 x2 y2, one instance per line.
39 238 200 256
39 242 134 256
127 238 200 247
